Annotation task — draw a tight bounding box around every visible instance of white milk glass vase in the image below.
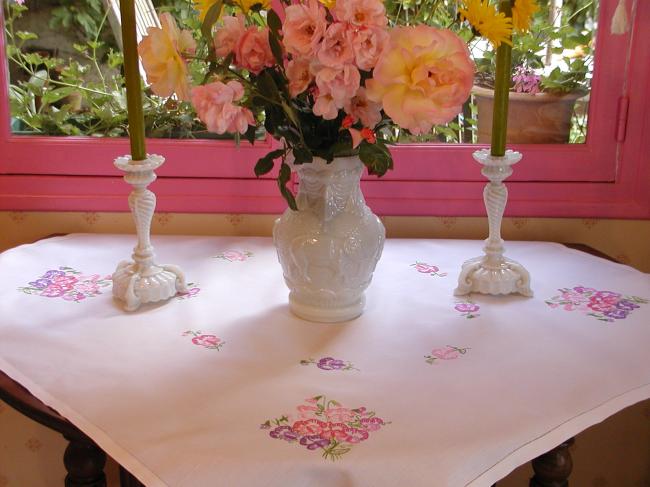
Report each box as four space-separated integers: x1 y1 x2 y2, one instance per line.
273 155 385 323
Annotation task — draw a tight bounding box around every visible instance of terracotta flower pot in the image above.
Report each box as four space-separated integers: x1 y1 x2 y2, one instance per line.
473 85 585 144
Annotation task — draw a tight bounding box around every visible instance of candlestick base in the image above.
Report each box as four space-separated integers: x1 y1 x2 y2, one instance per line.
111 154 187 311
454 149 533 297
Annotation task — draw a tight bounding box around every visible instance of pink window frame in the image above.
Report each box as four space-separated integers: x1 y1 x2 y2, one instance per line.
0 0 648 217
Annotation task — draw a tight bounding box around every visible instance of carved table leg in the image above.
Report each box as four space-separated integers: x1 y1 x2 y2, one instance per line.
529 438 575 487
63 435 107 487
120 466 146 487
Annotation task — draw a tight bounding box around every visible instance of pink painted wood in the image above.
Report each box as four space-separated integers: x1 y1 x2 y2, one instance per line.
0 0 648 218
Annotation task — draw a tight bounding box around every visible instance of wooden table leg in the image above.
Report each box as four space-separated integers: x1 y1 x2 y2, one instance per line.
529 438 575 487
119 466 146 487
63 435 106 487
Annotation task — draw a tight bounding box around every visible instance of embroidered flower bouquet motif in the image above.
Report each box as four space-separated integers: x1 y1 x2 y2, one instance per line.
454 301 480 319
300 357 358 371
183 330 225 350
546 286 648 322
411 262 447 278
18 267 111 302
213 250 253 262
177 282 201 300
425 345 469 365
261 395 389 461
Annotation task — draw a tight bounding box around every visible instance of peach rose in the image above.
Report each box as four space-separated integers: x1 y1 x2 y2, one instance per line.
349 25 388 71
344 87 382 128
333 0 387 28
191 80 255 135
234 26 274 74
286 57 314 97
366 25 474 135
313 92 339 119
214 15 246 58
138 13 196 101
314 64 360 108
317 22 355 68
282 0 327 57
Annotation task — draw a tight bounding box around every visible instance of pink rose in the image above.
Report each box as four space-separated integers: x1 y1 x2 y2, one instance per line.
214 15 246 58
314 64 360 109
286 57 314 97
282 0 327 57
234 27 274 75
191 80 255 135
349 25 389 71
313 92 339 119
366 25 474 135
192 334 221 348
333 0 387 28
317 23 355 68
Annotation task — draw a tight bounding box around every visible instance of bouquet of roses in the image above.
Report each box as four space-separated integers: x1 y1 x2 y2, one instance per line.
138 0 474 208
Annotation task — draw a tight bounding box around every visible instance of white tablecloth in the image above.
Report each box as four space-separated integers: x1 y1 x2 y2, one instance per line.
1 234 649 487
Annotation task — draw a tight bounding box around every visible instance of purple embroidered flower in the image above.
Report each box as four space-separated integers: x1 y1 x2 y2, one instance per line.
42 270 66 279
604 309 629 320
269 426 299 442
454 303 479 313
317 357 346 370
594 291 622 300
28 278 51 289
360 417 384 432
573 286 596 294
299 435 330 450
616 299 640 311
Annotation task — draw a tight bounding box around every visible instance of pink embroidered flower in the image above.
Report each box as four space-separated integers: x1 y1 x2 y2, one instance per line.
213 14 246 58
40 284 66 298
360 417 384 431
333 0 387 28
344 428 369 444
292 418 326 436
344 87 382 128
62 292 86 302
314 64 360 109
454 303 479 313
414 263 439 273
282 0 327 57
234 26 274 75
349 25 389 71
366 25 474 135
325 407 355 423
191 80 255 135
319 422 351 441
53 275 78 285
192 334 222 348
431 346 461 360
317 23 355 68
297 404 320 418
221 250 249 261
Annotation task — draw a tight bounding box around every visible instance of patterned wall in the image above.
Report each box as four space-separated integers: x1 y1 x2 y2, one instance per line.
0 212 649 486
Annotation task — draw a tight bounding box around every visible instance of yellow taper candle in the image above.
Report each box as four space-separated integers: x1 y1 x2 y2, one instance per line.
120 0 147 161
490 0 514 157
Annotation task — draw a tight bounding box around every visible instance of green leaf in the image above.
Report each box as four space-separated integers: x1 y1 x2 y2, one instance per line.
267 9 282 36
244 124 258 145
292 145 313 165
257 70 280 101
201 0 224 40
269 34 284 66
278 162 297 210
254 149 285 176
359 141 392 176
16 31 38 41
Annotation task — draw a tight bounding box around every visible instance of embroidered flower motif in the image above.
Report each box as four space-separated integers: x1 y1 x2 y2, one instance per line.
177 282 201 300
425 345 470 365
213 250 254 262
183 330 225 350
261 395 389 461
18 267 111 302
454 301 480 319
411 262 448 278
545 286 648 322
300 357 359 371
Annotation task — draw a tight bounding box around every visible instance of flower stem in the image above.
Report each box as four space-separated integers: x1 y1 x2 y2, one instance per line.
491 0 514 157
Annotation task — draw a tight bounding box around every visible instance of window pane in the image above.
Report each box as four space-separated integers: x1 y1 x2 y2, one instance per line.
385 0 597 144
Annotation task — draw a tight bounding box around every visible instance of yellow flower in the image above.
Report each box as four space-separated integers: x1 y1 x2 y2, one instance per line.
512 0 539 32
319 0 336 9
459 0 513 48
232 0 271 14
193 0 220 22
